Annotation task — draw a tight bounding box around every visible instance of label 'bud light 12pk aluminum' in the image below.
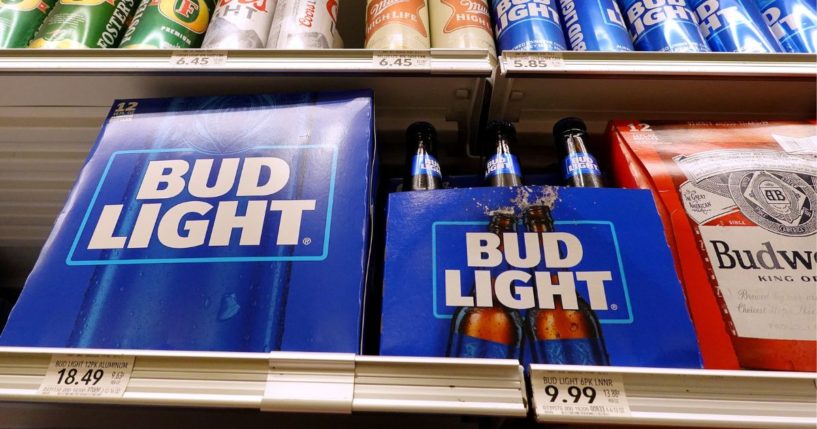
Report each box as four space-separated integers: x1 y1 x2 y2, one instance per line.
756 0 817 53
491 0 567 51
559 0 634 51
380 186 702 368
691 0 782 52
609 120 816 371
618 0 710 52
0 91 375 354
0 0 57 47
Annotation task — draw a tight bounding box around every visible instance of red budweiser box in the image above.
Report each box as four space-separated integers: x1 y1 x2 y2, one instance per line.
607 120 816 371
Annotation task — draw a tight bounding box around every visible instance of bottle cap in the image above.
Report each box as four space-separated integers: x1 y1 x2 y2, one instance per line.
553 117 587 137
406 121 437 140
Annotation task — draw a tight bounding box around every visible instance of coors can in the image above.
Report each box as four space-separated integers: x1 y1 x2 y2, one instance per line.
202 0 276 48
266 0 338 48
428 0 494 50
364 0 430 49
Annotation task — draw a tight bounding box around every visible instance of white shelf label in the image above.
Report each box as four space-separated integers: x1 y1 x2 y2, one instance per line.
170 51 228 68
502 52 565 72
372 51 430 70
534 371 630 418
38 354 134 398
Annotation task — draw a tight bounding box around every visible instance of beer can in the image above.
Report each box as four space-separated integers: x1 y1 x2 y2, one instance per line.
119 0 215 48
559 0 634 51
201 0 276 48
691 0 782 52
618 0 710 52
0 0 57 47
364 0 430 49
428 0 495 50
29 0 136 48
266 0 338 48
491 0 567 51
755 0 817 53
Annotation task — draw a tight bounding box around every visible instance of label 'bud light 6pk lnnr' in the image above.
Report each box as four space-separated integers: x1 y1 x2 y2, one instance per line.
691 0 783 52
619 0 710 52
0 91 376 353
0 0 57 47
491 0 567 51
559 0 634 51
380 185 702 368
756 0 817 53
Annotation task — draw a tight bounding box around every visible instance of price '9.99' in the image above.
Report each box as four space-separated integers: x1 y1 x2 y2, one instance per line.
544 384 597 403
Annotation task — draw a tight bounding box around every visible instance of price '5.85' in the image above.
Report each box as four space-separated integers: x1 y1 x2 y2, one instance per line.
56 368 104 386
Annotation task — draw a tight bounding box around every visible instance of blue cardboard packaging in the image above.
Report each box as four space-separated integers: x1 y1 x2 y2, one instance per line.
1 91 376 353
380 186 702 368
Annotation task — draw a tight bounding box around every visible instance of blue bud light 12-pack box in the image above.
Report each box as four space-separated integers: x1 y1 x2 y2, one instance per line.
380 186 703 368
0 91 376 353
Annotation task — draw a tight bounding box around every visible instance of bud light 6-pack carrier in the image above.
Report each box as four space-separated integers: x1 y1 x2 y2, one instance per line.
380 186 703 368
0 91 376 354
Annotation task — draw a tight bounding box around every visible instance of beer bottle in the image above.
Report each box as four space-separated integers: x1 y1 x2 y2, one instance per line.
483 121 523 187
553 117 603 188
403 122 443 191
447 212 524 358
523 205 610 365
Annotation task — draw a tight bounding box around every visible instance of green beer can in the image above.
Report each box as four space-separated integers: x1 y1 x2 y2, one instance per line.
29 0 136 48
0 0 57 47
119 0 214 48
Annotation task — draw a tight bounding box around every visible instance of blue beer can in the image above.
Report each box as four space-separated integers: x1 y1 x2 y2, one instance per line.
492 0 568 51
755 0 817 52
559 0 635 51
692 0 783 52
618 0 711 52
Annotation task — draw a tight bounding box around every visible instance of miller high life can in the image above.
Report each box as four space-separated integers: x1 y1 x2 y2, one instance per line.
29 0 136 48
119 0 215 48
0 0 57 47
266 0 338 48
609 120 817 371
364 0 430 49
428 0 494 50
201 0 276 48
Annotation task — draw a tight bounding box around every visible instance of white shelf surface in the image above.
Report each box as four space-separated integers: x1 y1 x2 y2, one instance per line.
529 364 817 428
0 347 527 417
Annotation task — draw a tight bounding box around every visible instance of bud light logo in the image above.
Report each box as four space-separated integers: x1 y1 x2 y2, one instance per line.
625 0 699 39
432 220 633 323
493 0 561 36
67 145 337 265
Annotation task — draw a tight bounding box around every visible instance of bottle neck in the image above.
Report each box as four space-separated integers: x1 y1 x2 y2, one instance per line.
561 130 588 156
523 205 553 233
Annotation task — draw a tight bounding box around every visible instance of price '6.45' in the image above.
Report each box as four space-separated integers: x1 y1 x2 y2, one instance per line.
56 368 105 386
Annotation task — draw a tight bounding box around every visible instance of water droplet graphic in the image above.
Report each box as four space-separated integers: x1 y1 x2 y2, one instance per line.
218 293 240 320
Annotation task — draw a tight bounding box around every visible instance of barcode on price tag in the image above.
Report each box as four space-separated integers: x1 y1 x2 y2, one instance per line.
372 51 430 70
534 371 630 418
502 52 565 72
38 354 135 398
170 51 228 68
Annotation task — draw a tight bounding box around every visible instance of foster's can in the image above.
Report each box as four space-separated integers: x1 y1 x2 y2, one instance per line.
559 0 634 51
692 0 783 52
492 0 567 51
618 0 710 52
756 0 817 53
0 0 57 47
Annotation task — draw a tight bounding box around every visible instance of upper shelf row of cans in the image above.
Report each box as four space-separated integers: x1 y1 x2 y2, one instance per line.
0 0 814 53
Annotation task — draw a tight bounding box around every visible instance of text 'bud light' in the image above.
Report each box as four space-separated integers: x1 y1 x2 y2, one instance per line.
558 0 634 51
619 0 710 51
691 0 783 52
755 0 817 53
491 0 567 51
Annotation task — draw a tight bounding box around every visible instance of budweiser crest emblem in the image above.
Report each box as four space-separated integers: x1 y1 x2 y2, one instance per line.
730 171 817 237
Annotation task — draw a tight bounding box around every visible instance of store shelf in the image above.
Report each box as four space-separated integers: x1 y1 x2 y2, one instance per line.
0 347 527 417
529 364 817 428
489 52 817 147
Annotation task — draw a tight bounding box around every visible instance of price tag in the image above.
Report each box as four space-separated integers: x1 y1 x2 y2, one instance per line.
38 354 135 398
502 52 565 72
170 51 228 68
372 51 430 70
534 371 630 418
